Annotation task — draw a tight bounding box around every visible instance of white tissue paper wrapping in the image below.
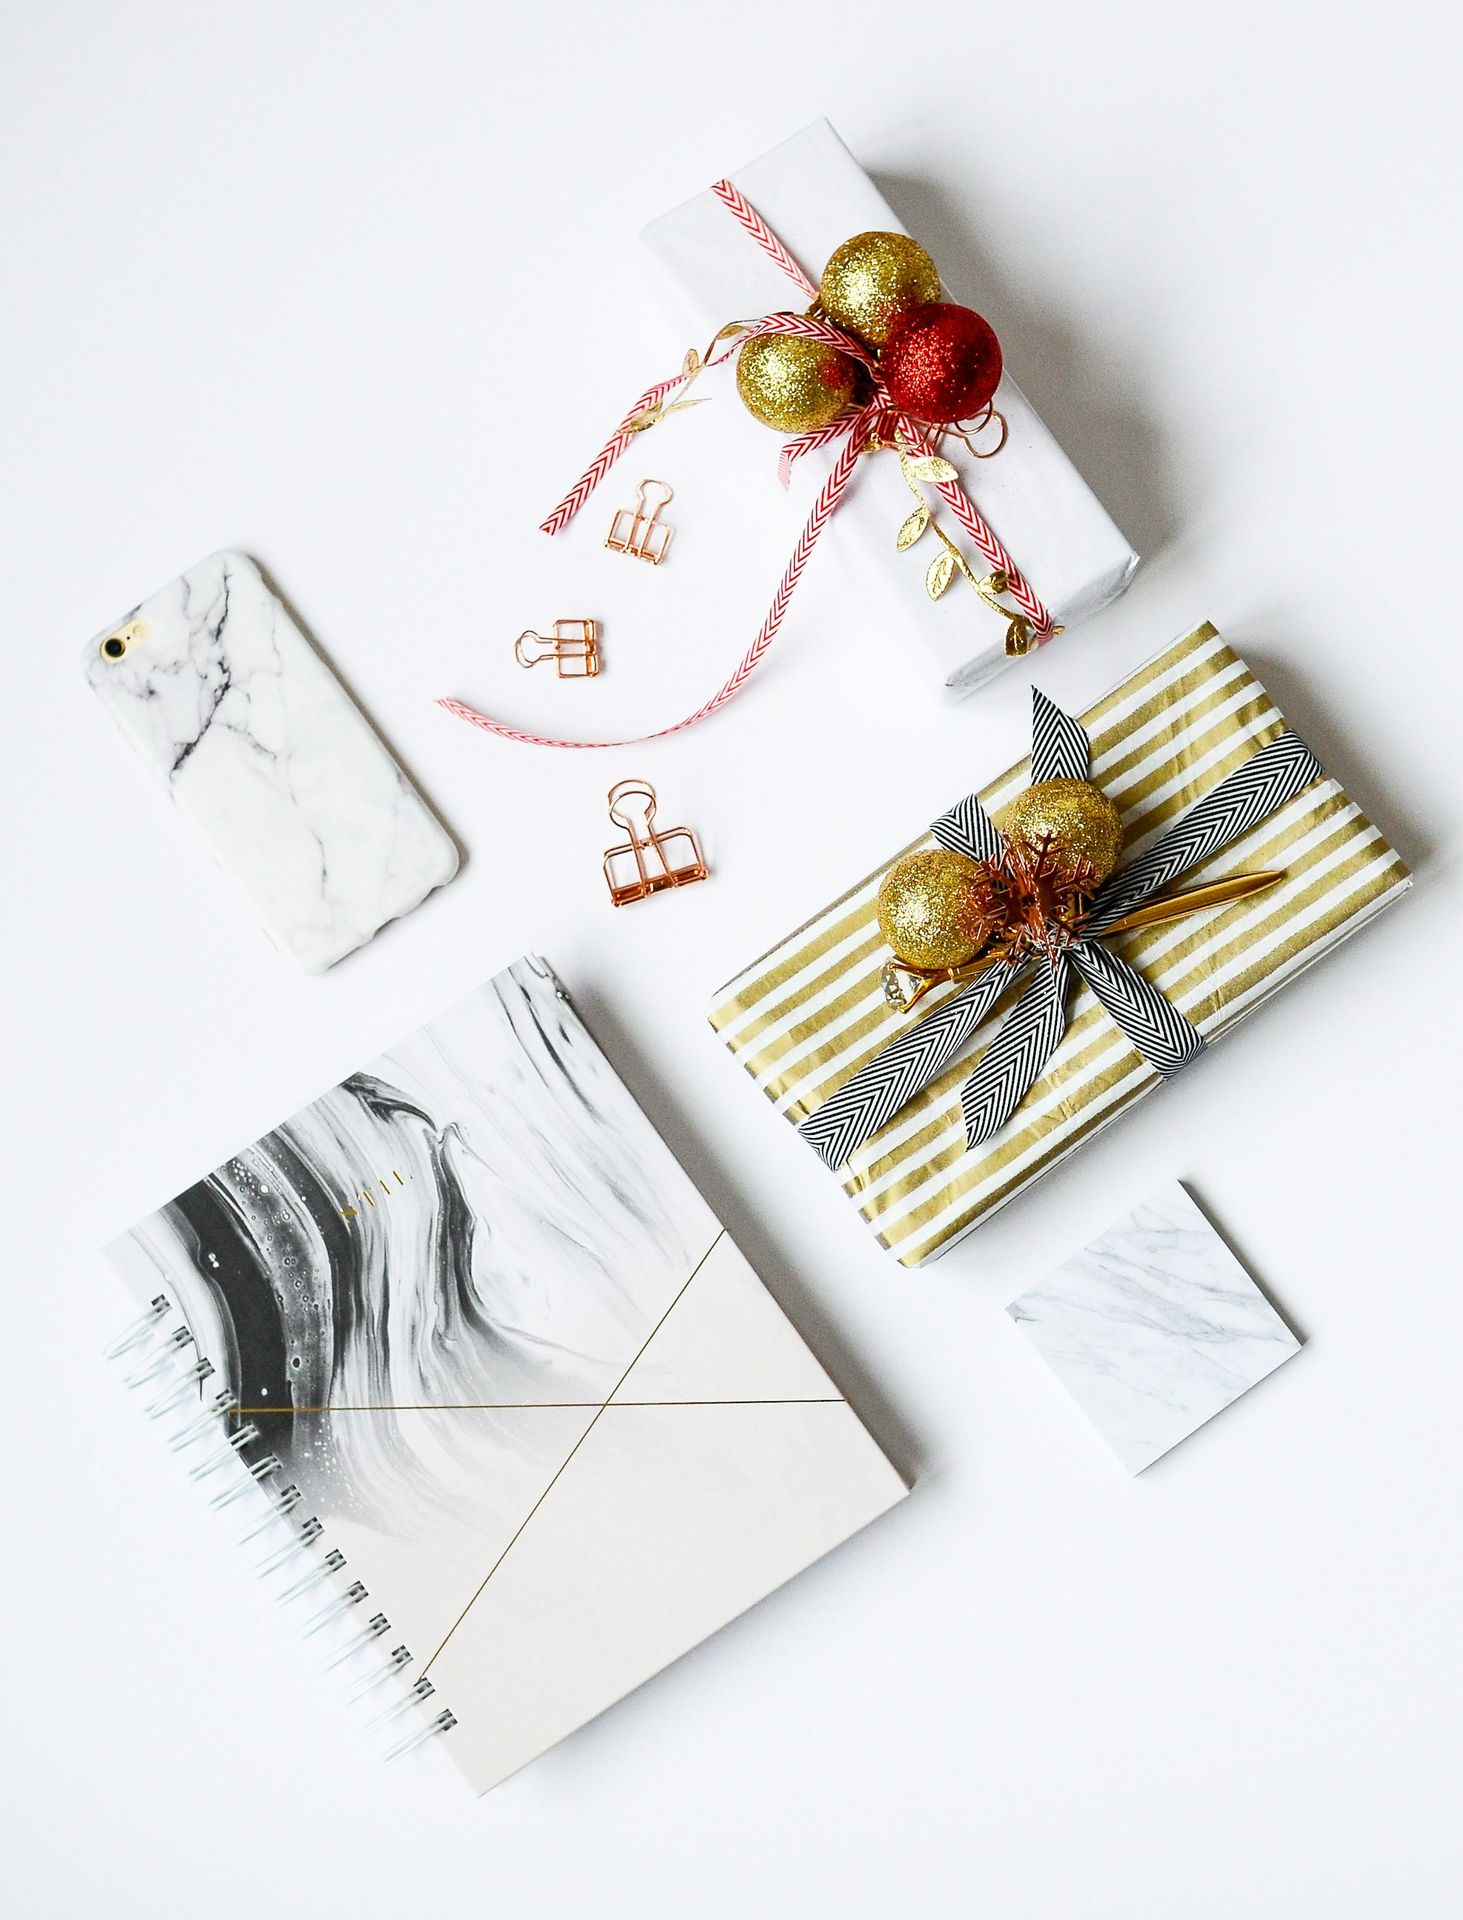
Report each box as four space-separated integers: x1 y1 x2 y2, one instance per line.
642 119 1139 699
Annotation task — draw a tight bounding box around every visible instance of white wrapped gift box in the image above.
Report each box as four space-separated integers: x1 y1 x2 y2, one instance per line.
643 118 1139 698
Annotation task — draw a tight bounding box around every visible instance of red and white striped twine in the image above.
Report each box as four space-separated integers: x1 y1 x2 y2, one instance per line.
440 181 1054 749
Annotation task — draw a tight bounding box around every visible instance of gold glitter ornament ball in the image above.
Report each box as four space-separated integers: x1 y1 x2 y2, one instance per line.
735 326 863 433
819 231 942 348
1003 778 1124 883
877 848 991 971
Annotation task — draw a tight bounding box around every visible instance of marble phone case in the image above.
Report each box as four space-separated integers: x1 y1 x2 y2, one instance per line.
83 550 458 971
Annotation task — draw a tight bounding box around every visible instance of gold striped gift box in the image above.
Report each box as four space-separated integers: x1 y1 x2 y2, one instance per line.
709 623 1411 1268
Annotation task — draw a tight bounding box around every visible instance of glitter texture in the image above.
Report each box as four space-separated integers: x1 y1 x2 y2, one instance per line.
735 326 863 433
880 303 1003 425
818 231 941 349
876 848 994 970
1002 778 1124 883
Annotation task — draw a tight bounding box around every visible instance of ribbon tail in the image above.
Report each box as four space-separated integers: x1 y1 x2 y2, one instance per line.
1030 687 1090 782
1067 941 1204 1077
960 958 1070 1148
438 427 865 751
1090 729 1322 930
539 320 767 536
538 374 692 537
798 959 1027 1171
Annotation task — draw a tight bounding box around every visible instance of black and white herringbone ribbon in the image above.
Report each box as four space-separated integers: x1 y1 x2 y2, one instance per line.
1067 939 1203 1074
798 952 1028 1172
1087 729 1321 931
797 697 1322 1171
930 790 1003 863
929 690 1085 864
1030 688 1090 784
958 959 1069 1146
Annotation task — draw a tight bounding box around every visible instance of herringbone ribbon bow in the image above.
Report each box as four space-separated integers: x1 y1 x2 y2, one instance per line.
798 690 1322 1170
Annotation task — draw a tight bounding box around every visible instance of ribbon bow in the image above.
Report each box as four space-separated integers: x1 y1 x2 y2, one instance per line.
439 181 1057 751
798 690 1322 1170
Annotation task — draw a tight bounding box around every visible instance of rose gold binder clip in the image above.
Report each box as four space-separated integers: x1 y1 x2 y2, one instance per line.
514 619 600 678
606 478 674 564
602 778 707 906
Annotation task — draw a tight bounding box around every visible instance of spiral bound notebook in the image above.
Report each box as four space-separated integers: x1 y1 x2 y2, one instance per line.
103 957 908 1792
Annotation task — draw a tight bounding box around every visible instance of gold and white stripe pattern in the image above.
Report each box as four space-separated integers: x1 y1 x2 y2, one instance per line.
709 625 1412 1268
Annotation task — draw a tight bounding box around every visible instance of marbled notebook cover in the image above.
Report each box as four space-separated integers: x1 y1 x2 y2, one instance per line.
104 958 908 1792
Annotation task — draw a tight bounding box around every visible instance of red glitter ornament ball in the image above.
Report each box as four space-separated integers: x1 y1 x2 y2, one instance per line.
880 302 1002 424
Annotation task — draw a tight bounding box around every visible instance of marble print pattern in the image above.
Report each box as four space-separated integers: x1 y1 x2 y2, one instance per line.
111 958 725 1528
105 958 907 1791
83 550 457 971
1006 1181 1300 1474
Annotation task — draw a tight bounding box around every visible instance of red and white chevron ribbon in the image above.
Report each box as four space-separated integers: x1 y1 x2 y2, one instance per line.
439 183 1055 749
710 176 819 299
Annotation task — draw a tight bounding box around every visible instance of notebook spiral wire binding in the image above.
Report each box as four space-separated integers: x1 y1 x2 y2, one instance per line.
105 1294 457 1765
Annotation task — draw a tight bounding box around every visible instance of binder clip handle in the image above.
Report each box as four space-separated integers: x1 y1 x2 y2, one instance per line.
514 621 600 678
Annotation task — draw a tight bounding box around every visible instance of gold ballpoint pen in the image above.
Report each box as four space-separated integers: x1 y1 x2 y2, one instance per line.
1097 870 1286 936
885 871 1286 1013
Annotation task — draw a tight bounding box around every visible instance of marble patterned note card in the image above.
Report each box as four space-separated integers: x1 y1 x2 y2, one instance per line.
1006 1182 1300 1474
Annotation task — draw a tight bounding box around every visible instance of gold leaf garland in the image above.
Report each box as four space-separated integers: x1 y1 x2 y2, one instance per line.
894 445 1035 653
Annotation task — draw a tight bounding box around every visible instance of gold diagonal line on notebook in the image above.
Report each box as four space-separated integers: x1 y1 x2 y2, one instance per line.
235 1399 843 1412
420 1227 736 1676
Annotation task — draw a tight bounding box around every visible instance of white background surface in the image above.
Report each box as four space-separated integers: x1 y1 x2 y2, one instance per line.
3 3 1460 1914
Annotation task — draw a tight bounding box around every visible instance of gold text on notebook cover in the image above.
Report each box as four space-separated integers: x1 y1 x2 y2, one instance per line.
340 1171 411 1218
